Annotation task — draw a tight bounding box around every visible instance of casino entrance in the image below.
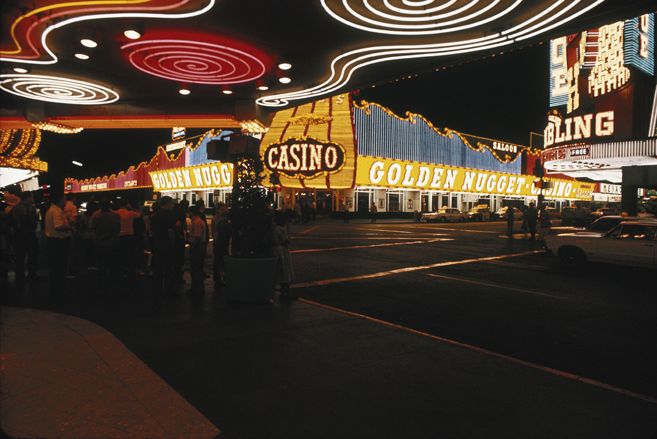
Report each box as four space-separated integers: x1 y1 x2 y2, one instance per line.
277 188 335 216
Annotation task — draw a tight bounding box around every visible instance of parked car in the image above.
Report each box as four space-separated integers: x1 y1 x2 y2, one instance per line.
421 207 466 223
543 207 561 219
494 206 521 220
561 206 593 226
467 205 492 221
544 220 657 267
591 207 619 217
550 216 641 236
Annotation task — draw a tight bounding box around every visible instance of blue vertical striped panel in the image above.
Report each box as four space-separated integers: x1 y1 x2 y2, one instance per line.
354 105 521 174
187 131 234 166
624 14 654 77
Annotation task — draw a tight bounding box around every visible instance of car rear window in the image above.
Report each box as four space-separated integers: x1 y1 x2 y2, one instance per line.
610 225 657 240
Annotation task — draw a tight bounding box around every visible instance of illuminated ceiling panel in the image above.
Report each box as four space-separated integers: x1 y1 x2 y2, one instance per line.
122 32 269 85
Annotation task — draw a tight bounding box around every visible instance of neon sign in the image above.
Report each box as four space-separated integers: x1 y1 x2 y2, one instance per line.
263 138 346 178
0 74 119 105
544 111 614 148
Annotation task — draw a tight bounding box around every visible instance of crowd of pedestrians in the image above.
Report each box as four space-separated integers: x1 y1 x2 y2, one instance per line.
1 192 296 303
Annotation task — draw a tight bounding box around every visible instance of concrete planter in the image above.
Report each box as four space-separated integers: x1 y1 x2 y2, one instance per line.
224 256 277 302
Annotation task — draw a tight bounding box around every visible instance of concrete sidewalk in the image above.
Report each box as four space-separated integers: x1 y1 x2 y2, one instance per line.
2 301 656 438
0 307 219 439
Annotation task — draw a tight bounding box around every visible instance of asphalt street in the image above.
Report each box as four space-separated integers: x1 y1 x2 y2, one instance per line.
289 220 657 400
3 218 657 438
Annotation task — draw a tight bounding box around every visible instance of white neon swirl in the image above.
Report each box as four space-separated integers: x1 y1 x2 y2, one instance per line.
324 0 523 35
258 1 608 107
0 74 119 105
384 0 457 15
0 0 215 65
361 0 483 24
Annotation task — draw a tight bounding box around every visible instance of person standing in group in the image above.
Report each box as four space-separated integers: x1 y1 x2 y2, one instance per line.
188 206 208 295
150 196 177 295
10 192 39 282
212 202 230 290
44 195 73 302
173 199 189 285
310 199 317 222
115 198 141 279
506 206 515 238
272 211 295 300
523 202 538 241
92 199 120 295
370 201 378 223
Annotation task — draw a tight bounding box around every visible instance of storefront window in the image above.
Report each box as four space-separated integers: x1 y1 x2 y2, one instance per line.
357 191 370 212
451 196 458 209
389 193 400 212
432 194 439 211
442 195 449 208
421 194 429 212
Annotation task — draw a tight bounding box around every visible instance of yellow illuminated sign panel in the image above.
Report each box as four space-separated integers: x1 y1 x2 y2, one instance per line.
150 162 233 191
259 93 356 189
356 156 594 201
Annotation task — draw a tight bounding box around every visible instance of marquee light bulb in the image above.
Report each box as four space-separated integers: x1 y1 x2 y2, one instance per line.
257 85 269 91
80 38 97 48
75 53 89 60
222 89 233 94
123 29 141 40
278 62 292 70
13 67 28 73
178 88 190 95
279 77 291 84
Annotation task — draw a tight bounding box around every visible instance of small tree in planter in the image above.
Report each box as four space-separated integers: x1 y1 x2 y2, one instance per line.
224 152 277 302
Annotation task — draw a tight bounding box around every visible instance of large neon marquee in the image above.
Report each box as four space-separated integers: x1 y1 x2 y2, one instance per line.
257 0 607 107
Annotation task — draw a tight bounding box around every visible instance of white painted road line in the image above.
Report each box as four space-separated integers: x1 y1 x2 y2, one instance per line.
291 238 453 254
292 250 543 288
425 273 566 300
300 298 657 405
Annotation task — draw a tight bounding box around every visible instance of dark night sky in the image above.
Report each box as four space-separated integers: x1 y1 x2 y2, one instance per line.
38 43 548 185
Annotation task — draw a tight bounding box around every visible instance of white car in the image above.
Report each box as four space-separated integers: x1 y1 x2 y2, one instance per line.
544 220 657 268
421 207 466 223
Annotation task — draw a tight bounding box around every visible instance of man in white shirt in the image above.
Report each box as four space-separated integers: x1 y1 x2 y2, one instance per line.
45 195 72 301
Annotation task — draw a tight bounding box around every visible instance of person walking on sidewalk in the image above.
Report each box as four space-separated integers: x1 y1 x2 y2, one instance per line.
523 202 538 241
506 207 515 238
272 212 295 300
116 199 141 279
370 201 378 223
151 196 177 295
188 206 207 295
10 192 39 282
44 195 73 302
92 199 120 295
212 202 230 290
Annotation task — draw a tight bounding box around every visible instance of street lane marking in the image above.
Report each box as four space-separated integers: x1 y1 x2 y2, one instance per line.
484 260 549 271
299 298 657 405
425 273 566 300
298 225 320 235
357 228 414 234
291 238 453 254
293 236 449 241
292 250 542 288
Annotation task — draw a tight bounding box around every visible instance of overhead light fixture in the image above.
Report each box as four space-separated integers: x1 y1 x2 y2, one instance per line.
72 160 83 167
123 29 141 40
13 67 29 74
222 89 233 95
278 62 292 70
80 38 97 48
75 53 90 60
279 77 291 84
257 85 269 91
178 88 190 95
33 121 83 134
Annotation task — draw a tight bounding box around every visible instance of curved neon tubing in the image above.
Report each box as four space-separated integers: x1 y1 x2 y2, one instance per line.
0 0 215 65
0 74 119 105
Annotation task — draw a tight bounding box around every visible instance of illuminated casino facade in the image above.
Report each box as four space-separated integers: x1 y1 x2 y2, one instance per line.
260 93 594 215
541 12 657 212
